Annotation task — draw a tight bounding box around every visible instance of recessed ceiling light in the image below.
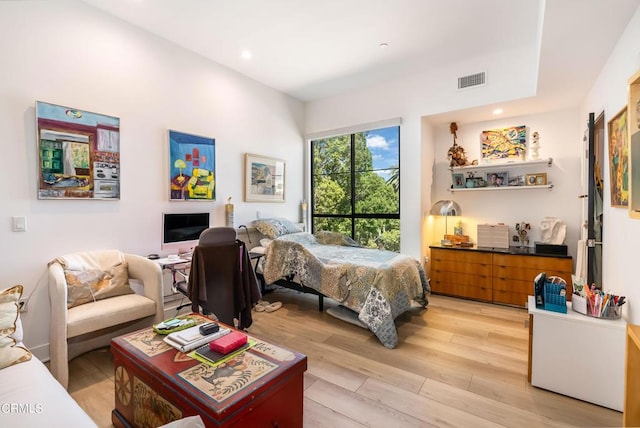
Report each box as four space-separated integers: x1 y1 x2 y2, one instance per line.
241 50 252 60
379 42 389 49
493 108 503 115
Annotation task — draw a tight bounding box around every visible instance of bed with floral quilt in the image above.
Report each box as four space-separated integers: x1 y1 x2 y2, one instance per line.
260 230 430 349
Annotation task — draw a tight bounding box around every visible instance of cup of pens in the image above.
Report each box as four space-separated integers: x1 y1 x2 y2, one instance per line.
583 285 624 320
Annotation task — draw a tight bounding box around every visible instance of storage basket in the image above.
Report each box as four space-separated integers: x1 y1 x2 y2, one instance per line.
543 279 567 313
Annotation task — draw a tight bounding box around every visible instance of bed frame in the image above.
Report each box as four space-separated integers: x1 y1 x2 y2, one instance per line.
240 224 325 312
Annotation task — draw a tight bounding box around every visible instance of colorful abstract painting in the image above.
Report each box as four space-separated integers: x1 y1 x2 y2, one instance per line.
481 125 527 163
36 101 120 199
169 130 216 201
608 107 629 207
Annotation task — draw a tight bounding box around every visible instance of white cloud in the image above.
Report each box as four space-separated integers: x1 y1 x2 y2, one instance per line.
366 134 389 150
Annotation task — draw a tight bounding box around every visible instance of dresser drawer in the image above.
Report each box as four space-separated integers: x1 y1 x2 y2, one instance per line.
493 254 572 272
431 248 492 265
430 281 492 301
431 259 492 277
430 270 492 288
492 288 529 307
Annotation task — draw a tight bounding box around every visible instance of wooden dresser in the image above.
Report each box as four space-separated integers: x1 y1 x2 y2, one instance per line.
429 245 573 307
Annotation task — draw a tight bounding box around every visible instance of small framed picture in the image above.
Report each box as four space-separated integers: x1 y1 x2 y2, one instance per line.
452 173 465 188
526 173 547 186
244 153 285 202
485 171 508 187
508 175 525 186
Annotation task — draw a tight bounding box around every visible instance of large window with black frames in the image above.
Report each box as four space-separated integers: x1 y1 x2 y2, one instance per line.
311 126 400 251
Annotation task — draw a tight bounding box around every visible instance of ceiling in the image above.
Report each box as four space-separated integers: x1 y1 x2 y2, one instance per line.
80 0 640 118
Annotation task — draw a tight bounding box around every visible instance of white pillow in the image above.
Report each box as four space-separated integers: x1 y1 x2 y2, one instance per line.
0 285 32 370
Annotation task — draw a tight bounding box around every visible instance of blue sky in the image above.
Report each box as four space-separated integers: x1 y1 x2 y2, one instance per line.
366 126 399 179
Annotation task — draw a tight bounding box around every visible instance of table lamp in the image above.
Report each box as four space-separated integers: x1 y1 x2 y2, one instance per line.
429 200 461 246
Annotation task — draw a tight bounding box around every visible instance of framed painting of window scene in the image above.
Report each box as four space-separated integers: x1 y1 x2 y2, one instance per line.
244 153 285 202
169 130 216 201
607 107 629 207
36 101 120 199
480 125 527 164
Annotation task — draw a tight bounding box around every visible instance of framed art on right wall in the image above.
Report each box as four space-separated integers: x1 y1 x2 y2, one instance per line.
628 69 640 218
608 106 629 208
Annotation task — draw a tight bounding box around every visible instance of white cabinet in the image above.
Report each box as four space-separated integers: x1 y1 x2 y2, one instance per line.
528 296 626 411
450 158 553 192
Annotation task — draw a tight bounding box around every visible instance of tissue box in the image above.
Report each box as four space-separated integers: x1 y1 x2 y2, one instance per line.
535 242 568 256
477 224 509 249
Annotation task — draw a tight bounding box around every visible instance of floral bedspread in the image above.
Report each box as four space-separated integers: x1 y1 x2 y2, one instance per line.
262 232 430 348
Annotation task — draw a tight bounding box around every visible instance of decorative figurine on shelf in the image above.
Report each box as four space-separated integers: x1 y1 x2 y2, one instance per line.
528 131 540 160
513 221 531 247
447 122 470 167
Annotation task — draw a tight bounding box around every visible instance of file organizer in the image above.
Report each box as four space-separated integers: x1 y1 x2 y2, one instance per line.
543 281 567 313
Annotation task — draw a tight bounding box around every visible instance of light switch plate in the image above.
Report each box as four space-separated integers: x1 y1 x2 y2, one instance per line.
12 216 26 232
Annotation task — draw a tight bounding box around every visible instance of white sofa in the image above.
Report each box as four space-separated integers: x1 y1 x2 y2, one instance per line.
0 350 97 427
0 282 96 428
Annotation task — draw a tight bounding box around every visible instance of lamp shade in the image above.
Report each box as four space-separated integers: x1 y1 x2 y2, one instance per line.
429 200 461 217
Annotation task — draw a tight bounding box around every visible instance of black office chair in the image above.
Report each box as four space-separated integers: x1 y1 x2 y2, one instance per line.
186 227 261 329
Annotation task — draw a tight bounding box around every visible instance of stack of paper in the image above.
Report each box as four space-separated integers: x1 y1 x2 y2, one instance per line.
163 324 231 353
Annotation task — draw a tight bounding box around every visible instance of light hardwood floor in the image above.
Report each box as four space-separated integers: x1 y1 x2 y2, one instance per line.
67 290 622 427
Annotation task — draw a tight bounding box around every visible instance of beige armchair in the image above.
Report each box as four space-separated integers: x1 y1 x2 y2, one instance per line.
48 250 163 389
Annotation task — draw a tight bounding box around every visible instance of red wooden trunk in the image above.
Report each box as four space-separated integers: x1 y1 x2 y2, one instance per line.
111 315 306 427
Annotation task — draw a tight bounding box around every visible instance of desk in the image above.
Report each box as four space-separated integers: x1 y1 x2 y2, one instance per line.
154 257 191 311
528 296 626 411
111 314 307 427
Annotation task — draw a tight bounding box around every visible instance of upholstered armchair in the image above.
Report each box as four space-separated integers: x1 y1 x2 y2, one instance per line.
48 250 164 389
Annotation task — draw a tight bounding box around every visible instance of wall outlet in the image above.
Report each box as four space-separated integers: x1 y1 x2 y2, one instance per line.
18 298 28 312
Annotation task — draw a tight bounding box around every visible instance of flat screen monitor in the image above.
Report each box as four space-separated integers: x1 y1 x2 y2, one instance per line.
162 212 210 251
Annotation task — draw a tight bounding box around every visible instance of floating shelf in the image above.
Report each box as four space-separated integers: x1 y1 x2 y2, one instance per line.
449 184 554 193
450 158 553 172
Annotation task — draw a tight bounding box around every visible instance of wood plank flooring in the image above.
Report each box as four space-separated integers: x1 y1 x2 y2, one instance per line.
67 290 622 427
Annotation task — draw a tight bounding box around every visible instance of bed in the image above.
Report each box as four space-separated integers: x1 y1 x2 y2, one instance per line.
250 220 429 349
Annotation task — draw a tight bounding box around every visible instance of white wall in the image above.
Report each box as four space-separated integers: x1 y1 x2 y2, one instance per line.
581 6 640 324
0 1 304 358
429 108 583 261
305 46 541 261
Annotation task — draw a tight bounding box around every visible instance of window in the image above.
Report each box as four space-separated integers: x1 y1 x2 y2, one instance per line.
311 126 400 251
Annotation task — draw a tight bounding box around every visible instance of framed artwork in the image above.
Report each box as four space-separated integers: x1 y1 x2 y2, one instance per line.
526 173 547 186
465 176 486 188
485 171 508 187
244 153 285 202
169 130 216 201
481 125 527 163
452 173 465 188
36 101 120 199
508 175 526 186
607 107 628 207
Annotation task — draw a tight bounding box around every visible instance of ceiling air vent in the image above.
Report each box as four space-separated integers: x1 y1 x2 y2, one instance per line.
457 72 486 90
